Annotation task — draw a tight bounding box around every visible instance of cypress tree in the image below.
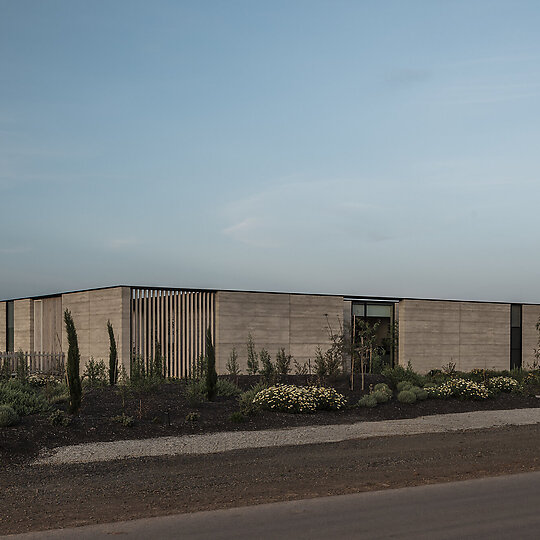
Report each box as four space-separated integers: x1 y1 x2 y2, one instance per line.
64 309 82 414
107 320 118 385
205 328 217 400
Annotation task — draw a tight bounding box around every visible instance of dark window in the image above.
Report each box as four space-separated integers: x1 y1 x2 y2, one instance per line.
510 304 522 370
351 301 396 368
511 304 521 327
6 301 14 352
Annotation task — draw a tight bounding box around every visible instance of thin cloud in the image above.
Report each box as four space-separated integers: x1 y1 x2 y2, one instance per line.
222 218 280 248
222 218 256 236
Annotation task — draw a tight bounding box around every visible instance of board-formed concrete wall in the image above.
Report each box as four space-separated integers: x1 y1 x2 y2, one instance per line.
399 299 510 373
13 299 33 352
522 305 540 369
215 291 344 374
62 287 131 375
289 294 345 368
34 296 63 353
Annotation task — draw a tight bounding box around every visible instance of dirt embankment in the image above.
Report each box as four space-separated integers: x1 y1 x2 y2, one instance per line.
1 424 540 536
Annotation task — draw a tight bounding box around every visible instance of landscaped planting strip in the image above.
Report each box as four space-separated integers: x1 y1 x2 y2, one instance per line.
33 408 540 466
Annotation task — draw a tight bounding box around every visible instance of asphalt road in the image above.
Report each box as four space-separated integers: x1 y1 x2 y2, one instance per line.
7 471 540 539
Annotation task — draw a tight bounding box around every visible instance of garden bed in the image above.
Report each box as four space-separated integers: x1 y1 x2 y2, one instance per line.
1 374 540 467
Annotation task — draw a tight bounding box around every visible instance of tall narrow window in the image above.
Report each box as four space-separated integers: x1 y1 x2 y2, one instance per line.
510 304 522 370
6 301 14 352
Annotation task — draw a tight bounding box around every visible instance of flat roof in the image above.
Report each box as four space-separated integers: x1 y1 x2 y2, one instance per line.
2 284 540 306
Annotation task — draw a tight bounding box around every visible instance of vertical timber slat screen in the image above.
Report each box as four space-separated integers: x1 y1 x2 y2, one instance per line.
130 288 215 378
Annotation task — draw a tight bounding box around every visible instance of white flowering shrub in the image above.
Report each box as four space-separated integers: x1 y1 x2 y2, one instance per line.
28 373 64 387
253 384 347 414
486 376 519 394
426 378 489 400
425 384 452 399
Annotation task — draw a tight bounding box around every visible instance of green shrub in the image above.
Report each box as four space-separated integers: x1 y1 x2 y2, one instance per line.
185 379 206 406
314 346 328 379
410 386 428 401
396 381 412 392
314 344 343 380
253 384 346 414
521 371 540 395
147 342 164 379
371 390 390 403
0 358 11 380
48 409 71 427
130 349 164 390
193 355 207 380
226 348 241 376
111 413 134 427
293 358 309 375
131 375 161 393
509 368 527 382
185 411 200 422
238 390 257 415
82 357 108 387
0 404 19 427
43 382 69 405
0 380 49 416
259 349 275 383
397 390 417 404
229 411 247 423
238 383 266 415
275 348 292 376
246 334 259 375
373 382 392 394
358 394 378 408
15 350 29 383
382 363 425 389
216 378 242 397
130 354 146 383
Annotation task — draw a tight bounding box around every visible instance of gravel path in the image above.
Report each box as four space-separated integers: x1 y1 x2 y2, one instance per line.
34 408 540 466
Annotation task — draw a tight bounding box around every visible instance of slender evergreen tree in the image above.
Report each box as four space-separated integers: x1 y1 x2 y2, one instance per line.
205 328 218 400
64 309 82 414
246 334 259 375
107 320 118 385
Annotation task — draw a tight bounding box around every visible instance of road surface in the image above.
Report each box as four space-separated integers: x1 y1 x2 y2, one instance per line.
7 471 540 539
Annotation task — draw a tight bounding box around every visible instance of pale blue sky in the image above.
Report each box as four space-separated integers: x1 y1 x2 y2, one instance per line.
1 0 540 302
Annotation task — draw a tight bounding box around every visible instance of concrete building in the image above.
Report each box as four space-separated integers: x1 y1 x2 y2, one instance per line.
1 285 539 375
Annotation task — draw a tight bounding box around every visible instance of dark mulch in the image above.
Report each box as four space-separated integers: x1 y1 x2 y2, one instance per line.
1 374 539 467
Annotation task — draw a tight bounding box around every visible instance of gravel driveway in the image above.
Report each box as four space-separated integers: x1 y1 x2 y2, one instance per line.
34 407 540 465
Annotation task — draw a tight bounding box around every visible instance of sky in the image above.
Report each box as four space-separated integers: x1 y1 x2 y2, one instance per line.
1 0 540 302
